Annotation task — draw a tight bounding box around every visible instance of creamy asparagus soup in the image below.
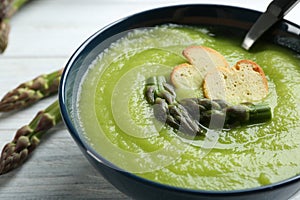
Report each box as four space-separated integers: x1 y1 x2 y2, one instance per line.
77 25 300 190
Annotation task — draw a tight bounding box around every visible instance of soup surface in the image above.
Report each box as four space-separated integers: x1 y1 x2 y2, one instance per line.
77 25 300 190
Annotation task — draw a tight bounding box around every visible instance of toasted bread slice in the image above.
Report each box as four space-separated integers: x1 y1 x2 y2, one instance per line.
170 63 202 89
203 59 268 103
183 46 229 73
171 46 229 89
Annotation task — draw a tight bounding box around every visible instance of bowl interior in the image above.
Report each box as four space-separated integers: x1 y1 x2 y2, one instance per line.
59 4 300 196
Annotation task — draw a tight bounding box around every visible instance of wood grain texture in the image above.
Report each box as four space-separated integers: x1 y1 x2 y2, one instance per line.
0 0 299 199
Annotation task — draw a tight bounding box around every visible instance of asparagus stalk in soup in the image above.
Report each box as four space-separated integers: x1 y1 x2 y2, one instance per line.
77 25 300 190
144 75 271 136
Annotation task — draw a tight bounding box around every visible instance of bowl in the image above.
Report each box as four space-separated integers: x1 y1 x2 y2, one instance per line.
59 4 300 200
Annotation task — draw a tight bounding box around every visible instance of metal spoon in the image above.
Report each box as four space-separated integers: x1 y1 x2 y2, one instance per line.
242 0 299 50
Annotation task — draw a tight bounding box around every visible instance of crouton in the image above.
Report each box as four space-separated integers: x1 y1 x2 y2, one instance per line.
171 46 229 89
203 59 268 103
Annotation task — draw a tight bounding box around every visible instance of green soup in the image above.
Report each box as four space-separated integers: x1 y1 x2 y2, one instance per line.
77 25 300 190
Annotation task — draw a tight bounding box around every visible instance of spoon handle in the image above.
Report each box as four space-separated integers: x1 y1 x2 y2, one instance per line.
267 0 299 17
241 0 299 50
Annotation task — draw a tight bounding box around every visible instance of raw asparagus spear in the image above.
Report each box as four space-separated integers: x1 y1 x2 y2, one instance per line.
0 0 30 53
0 68 63 112
0 100 62 175
0 17 9 52
144 76 272 135
0 0 13 19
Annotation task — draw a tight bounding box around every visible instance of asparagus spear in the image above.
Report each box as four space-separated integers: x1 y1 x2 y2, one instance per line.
145 76 202 135
0 68 63 112
180 98 272 129
0 0 30 53
0 0 13 20
0 100 62 175
144 76 272 135
0 20 9 53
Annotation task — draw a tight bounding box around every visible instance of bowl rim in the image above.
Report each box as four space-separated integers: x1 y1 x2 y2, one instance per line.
59 3 300 196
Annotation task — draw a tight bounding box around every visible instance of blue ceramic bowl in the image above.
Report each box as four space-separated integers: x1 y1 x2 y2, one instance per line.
59 4 300 200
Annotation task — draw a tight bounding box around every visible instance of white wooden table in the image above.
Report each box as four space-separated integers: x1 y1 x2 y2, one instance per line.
0 0 299 199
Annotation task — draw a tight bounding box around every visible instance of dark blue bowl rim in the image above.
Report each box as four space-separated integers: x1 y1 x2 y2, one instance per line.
59 3 300 196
